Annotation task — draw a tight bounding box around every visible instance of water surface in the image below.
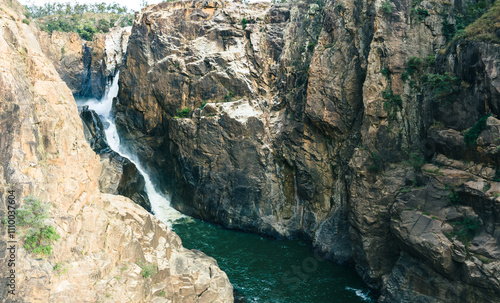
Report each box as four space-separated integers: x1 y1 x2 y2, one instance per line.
76 76 374 303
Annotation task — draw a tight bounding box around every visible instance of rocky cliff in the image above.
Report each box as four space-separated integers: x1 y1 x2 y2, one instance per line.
39 25 130 99
115 0 500 301
0 1 233 302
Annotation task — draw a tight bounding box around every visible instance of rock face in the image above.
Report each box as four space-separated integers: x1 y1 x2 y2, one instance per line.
79 106 152 212
39 26 130 98
0 1 233 302
115 0 500 301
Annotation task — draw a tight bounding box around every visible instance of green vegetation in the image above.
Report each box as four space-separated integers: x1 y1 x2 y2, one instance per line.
477 255 492 264
24 2 134 41
465 0 500 43
368 151 383 173
448 217 481 246
464 115 490 146
241 18 248 30
224 91 234 102
441 0 497 42
17 196 60 256
200 101 207 109
381 1 392 14
382 68 390 79
382 88 402 120
483 182 491 192
425 55 436 67
445 185 460 205
406 57 423 75
157 290 166 297
408 152 426 172
413 8 430 21
137 260 157 278
22 18 30 25
423 73 460 103
175 107 191 118
307 42 316 51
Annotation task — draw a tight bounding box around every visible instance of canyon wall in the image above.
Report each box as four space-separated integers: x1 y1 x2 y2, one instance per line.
0 1 233 302
39 25 130 99
115 0 500 301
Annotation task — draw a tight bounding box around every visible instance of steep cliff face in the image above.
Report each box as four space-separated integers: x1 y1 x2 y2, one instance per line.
0 1 233 302
39 26 130 98
116 0 500 301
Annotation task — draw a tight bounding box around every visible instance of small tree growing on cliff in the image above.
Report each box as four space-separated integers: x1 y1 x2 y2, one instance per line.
17 196 60 256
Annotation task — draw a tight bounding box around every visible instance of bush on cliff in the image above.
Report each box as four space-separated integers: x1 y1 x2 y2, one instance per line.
17 196 60 256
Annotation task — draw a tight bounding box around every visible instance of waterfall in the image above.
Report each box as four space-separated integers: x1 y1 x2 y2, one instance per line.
76 73 186 224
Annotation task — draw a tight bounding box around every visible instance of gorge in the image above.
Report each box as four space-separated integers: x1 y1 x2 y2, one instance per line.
1 0 500 302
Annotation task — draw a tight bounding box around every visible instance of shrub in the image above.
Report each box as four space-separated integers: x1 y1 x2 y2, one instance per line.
406 57 422 75
137 261 157 278
241 17 248 30
307 42 316 51
423 73 460 103
415 8 429 21
382 89 402 120
401 72 409 82
368 151 383 173
381 1 392 14
464 115 490 146
445 185 460 205
450 217 481 245
200 101 207 109
176 107 191 118
17 196 60 256
224 91 234 102
408 153 425 171
23 18 30 25
382 68 390 79
425 55 436 67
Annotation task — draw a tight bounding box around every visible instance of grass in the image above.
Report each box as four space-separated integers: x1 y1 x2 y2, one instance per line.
477 255 492 264
465 0 500 43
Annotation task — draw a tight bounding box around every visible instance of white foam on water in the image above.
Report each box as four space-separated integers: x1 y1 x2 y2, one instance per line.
78 73 185 225
345 286 372 302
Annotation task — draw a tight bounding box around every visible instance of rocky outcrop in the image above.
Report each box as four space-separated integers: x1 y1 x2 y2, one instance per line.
115 0 500 301
39 26 130 98
79 106 152 212
0 1 233 302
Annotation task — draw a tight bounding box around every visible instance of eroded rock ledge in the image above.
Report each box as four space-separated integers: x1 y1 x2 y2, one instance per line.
0 1 233 301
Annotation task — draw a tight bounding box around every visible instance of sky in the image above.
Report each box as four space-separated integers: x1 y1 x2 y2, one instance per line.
19 0 164 12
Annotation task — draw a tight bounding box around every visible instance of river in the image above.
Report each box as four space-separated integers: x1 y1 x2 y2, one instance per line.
75 74 375 303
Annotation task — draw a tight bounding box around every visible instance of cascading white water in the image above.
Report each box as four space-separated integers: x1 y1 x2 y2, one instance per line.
76 73 186 224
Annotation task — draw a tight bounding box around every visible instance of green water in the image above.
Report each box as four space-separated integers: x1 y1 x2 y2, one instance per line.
172 217 374 303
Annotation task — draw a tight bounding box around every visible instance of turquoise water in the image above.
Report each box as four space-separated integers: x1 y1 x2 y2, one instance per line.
76 80 375 303
172 217 375 303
